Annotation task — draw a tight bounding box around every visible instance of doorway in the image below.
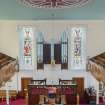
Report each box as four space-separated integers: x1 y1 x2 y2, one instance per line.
73 77 84 96
21 77 32 97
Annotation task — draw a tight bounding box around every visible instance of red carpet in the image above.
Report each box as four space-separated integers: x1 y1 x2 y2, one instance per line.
0 98 105 105
0 99 25 105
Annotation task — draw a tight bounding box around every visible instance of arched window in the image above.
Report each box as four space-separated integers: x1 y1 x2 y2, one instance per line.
71 27 86 70
61 31 68 69
18 27 34 70
36 32 44 69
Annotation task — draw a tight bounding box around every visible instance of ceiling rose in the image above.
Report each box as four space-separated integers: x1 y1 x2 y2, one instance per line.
19 0 90 8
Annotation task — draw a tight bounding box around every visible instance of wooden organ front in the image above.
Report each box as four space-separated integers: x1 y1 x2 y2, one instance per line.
28 79 77 105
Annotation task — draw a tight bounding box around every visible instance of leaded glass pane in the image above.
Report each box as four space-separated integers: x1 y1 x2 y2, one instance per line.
61 31 68 63
36 32 44 63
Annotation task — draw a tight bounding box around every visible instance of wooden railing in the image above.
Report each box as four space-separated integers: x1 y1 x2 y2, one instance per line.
30 78 47 85
88 52 105 87
59 78 76 85
0 53 16 87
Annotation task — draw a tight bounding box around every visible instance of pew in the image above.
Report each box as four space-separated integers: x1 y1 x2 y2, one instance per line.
0 90 17 100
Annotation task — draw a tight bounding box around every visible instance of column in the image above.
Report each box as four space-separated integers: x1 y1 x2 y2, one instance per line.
96 81 99 105
6 83 9 105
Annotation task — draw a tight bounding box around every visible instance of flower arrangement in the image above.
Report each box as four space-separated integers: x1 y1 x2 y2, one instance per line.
51 59 55 65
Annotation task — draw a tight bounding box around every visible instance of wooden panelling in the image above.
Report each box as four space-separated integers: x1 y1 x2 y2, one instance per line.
73 77 84 96
0 90 17 99
21 77 32 97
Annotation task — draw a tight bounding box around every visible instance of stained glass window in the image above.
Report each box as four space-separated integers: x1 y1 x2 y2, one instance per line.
71 27 86 70
24 28 33 65
19 27 34 70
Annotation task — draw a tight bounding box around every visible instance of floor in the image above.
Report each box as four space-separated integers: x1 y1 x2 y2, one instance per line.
0 98 105 105
0 99 26 105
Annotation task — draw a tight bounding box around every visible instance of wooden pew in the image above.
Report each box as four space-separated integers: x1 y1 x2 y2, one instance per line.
0 90 17 100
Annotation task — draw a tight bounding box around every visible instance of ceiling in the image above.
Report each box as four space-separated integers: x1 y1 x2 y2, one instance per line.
0 0 104 20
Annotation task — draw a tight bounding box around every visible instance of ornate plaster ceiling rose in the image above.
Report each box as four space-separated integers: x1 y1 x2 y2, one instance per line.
19 0 90 8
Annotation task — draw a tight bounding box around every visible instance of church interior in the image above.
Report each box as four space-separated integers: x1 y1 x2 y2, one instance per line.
0 0 105 105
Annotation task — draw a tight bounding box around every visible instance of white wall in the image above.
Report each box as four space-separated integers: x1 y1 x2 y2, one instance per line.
0 20 105 58
0 20 105 90
34 65 94 89
0 20 105 57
